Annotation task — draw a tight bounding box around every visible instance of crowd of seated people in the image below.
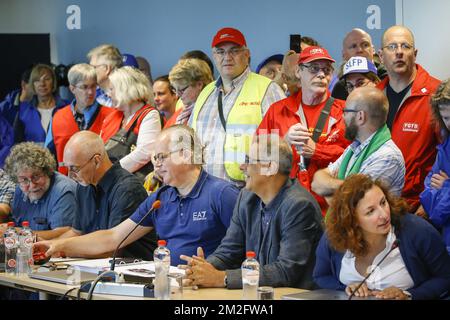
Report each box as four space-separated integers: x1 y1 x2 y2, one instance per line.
1 24 449 300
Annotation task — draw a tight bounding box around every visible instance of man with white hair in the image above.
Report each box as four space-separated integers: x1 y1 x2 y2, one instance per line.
34 125 239 266
190 27 286 186
87 44 124 107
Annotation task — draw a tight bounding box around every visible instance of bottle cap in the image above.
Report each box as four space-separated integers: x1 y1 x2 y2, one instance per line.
22 221 30 227
246 251 256 258
7 222 15 227
157 240 167 247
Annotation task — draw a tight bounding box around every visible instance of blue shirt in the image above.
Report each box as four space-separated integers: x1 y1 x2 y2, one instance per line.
15 95 68 144
96 87 113 107
0 115 13 167
12 172 77 230
420 137 450 251
129 170 239 266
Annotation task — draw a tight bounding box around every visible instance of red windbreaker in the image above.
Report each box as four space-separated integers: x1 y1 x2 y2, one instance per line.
257 91 350 213
377 64 441 210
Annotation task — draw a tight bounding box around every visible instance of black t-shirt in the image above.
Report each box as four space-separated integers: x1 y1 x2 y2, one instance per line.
74 163 157 260
386 82 413 129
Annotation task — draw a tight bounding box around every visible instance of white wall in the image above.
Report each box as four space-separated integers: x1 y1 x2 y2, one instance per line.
400 0 450 80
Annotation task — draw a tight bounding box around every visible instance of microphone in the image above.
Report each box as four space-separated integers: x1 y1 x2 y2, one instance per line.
348 239 400 300
110 200 162 271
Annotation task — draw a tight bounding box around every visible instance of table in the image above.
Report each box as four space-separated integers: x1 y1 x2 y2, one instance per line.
0 272 303 300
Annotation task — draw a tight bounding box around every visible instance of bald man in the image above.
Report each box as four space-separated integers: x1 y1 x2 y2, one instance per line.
332 28 387 100
56 130 157 260
377 25 440 212
312 87 405 198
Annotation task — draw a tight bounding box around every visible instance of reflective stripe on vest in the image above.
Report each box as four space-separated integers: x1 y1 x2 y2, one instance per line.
191 72 271 181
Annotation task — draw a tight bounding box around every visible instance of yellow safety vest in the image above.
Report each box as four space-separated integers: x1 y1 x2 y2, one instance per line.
191 72 271 181
175 99 184 111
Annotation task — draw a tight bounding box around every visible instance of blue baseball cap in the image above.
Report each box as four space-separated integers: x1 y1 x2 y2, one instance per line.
341 56 377 79
256 54 283 74
122 53 139 68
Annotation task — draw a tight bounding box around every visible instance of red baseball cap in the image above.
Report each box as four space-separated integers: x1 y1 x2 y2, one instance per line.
298 46 335 64
211 27 247 48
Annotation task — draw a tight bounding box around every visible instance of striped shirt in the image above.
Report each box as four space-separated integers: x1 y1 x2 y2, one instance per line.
0 169 15 206
328 132 405 196
189 67 286 185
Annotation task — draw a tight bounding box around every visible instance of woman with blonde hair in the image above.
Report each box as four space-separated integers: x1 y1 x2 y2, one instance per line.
100 66 162 181
14 64 68 144
166 58 213 127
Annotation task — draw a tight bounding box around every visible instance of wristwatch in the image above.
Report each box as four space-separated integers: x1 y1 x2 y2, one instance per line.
223 275 228 288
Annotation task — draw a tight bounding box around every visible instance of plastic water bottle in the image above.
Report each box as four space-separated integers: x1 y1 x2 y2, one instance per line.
153 240 170 300
18 221 34 273
4 222 19 274
242 251 260 300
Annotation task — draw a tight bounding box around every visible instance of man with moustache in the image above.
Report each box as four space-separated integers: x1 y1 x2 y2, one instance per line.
190 27 285 186
257 46 349 214
312 87 405 198
2 142 76 239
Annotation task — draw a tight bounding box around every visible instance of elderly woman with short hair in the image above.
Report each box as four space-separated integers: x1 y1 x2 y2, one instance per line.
100 66 162 181
2 142 76 239
167 58 214 126
45 63 113 175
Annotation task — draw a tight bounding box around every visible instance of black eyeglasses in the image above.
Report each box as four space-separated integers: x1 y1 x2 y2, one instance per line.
345 79 371 92
300 64 333 76
175 85 189 96
65 153 99 174
343 108 360 113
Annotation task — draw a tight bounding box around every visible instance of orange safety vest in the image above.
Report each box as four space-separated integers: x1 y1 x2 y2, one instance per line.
52 104 113 175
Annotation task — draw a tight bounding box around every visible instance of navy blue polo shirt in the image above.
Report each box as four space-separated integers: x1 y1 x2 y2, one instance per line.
74 163 156 260
130 169 239 266
12 172 76 230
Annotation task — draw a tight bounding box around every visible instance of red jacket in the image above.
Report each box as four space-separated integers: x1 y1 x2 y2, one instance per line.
257 91 350 213
52 104 113 175
377 64 440 210
100 104 158 143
